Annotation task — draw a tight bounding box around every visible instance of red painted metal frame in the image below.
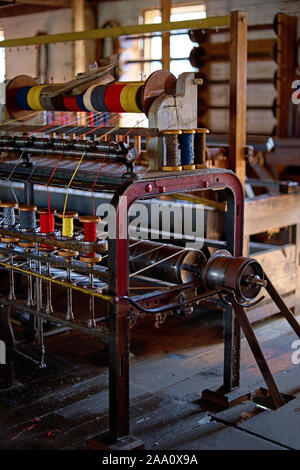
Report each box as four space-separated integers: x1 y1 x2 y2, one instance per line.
106 168 244 443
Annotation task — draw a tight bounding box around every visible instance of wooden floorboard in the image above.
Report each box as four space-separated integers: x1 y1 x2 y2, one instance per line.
0 311 299 449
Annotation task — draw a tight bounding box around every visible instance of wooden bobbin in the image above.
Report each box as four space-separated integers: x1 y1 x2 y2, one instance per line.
58 211 78 219
18 204 37 212
80 253 102 264
161 129 182 172
1 236 19 243
6 74 38 120
58 249 79 259
39 244 56 253
19 240 35 248
0 201 17 209
58 211 78 238
195 128 209 168
79 215 100 224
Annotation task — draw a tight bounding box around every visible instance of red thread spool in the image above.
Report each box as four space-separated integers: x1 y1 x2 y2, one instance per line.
79 215 100 243
63 96 82 112
104 84 126 113
38 208 56 234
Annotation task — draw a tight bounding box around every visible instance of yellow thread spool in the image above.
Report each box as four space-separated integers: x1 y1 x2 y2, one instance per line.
120 84 141 113
58 211 78 237
27 85 47 111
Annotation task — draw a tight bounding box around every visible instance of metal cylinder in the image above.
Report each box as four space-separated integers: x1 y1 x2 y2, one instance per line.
129 240 206 284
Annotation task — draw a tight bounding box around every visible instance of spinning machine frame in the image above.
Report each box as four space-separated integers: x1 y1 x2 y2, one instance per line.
0 11 299 450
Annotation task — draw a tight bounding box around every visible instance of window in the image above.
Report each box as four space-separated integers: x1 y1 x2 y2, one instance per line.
143 4 206 77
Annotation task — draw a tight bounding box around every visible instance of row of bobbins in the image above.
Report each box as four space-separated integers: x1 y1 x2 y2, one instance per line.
0 202 103 331
161 128 209 171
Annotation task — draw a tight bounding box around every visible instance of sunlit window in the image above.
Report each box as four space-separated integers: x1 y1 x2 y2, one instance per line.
143 5 206 77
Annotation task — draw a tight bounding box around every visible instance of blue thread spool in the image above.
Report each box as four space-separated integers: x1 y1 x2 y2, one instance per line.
19 205 37 231
90 85 110 112
178 130 196 170
16 86 32 111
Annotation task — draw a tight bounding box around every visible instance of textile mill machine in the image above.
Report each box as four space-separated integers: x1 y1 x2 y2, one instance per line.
0 67 299 449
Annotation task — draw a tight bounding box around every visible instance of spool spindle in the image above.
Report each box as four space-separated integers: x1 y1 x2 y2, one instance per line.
178 130 196 170
19 205 37 230
58 211 78 238
38 208 57 234
161 130 182 172
194 128 209 168
79 216 100 243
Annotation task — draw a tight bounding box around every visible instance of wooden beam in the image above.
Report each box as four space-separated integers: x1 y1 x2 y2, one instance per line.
161 0 171 71
72 0 85 76
0 15 231 47
229 10 247 187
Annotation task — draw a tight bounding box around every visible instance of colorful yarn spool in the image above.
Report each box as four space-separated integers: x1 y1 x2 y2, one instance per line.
58 211 78 238
0 202 18 227
90 85 110 112
76 94 89 112
63 95 82 112
19 205 37 230
16 86 32 111
79 216 100 242
83 84 99 112
135 85 145 113
161 130 182 172
120 84 142 113
194 128 209 168
27 85 47 111
104 84 126 113
178 130 196 170
38 208 56 234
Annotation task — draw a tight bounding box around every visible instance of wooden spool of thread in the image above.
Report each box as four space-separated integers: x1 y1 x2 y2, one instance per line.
18 205 37 230
178 130 196 170
26 85 47 111
79 216 100 253
83 84 100 113
120 84 144 113
104 84 127 113
58 211 78 238
161 130 182 172
194 128 209 168
89 84 110 112
0 201 18 227
38 208 57 234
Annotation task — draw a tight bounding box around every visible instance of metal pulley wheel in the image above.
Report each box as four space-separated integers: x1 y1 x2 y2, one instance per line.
203 250 266 302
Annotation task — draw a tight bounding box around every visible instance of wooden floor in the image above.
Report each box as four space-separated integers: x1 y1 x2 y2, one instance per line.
0 309 300 450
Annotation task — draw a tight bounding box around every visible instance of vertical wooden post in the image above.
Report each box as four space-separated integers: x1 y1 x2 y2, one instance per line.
276 13 297 138
72 0 85 76
229 11 247 187
161 0 171 71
